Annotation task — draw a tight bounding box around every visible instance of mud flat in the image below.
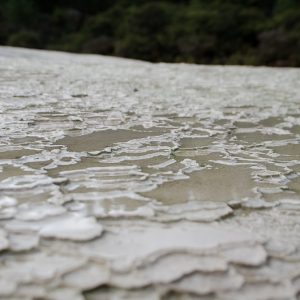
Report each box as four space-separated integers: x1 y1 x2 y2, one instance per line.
1 46 300 300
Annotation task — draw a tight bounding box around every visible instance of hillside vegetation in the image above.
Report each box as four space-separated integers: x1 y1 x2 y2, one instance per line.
1 0 299 66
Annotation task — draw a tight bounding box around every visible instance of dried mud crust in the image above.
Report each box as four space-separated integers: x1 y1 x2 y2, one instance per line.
0 47 300 300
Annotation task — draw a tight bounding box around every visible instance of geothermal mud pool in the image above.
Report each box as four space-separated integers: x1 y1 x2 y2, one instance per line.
0 46 300 299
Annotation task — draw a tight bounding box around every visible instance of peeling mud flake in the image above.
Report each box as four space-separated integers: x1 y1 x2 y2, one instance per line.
220 281 295 300
47 287 85 300
152 201 233 222
0 279 17 297
0 252 86 286
221 244 267 266
39 216 103 241
8 233 39 252
13 284 46 299
0 228 9 251
16 203 66 221
63 263 110 290
110 253 228 288
0 206 16 219
79 220 262 272
241 198 278 209
0 196 17 219
0 196 17 207
168 269 244 295
85 287 160 300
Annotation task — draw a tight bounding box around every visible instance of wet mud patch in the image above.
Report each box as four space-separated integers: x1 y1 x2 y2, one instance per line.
141 165 257 204
258 116 285 127
271 143 300 158
11 136 44 145
25 160 53 170
234 131 291 144
288 176 300 195
290 124 300 134
0 149 40 160
46 157 105 177
233 121 258 128
0 165 33 181
179 137 215 148
55 128 168 152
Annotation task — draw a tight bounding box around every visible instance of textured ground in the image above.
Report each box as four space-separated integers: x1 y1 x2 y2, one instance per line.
0 46 300 300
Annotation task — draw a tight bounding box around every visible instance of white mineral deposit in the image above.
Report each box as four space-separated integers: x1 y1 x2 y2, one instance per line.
0 46 300 299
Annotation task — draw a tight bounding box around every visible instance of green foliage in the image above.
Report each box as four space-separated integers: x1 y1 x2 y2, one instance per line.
7 30 41 48
2 0 36 27
0 0 299 66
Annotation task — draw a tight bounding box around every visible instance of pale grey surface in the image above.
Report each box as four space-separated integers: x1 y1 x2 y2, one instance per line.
0 46 300 300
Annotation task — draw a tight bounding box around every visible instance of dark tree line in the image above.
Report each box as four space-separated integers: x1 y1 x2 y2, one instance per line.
0 0 300 66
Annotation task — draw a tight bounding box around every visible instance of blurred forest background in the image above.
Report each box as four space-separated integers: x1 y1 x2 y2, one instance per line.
0 0 300 66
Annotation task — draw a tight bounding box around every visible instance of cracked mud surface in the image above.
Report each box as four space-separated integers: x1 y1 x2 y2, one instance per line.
0 46 300 300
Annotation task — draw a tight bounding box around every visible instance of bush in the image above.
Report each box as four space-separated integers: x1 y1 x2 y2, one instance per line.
83 36 115 54
7 30 41 48
258 28 300 66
